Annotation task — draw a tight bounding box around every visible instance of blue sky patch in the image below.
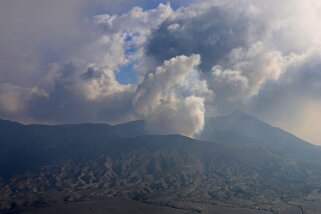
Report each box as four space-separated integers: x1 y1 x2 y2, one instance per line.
116 61 138 85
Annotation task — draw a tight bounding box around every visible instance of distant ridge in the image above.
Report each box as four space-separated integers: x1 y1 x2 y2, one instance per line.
112 120 148 137
1 116 321 212
200 110 321 164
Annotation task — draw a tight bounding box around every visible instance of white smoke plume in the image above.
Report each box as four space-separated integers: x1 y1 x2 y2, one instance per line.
133 55 211 136
1 0 321 143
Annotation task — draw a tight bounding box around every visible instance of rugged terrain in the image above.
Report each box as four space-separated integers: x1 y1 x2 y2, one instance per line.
1 111 321 213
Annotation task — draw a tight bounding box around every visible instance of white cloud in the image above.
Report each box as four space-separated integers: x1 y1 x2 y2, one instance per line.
1 0 321 142
0 2 174 124
145 95 205 137
133 55 211 136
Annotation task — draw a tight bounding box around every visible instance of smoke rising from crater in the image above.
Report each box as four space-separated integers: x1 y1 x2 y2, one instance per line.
1 0 321 142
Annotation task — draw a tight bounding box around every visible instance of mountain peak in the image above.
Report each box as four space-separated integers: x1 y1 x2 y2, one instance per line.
229 109 253 118
201 108 321 165
0 118 22 126
112 120 147 137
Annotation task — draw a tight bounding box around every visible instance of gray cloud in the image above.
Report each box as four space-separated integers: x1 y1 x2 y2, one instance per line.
143 0 321 143
1 0 321 143
247 49 321 144
146 5 257 72
0 2 172 124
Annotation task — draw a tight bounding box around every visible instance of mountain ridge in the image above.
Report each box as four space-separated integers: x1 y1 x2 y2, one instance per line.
2 113 321 212
200 110 321 165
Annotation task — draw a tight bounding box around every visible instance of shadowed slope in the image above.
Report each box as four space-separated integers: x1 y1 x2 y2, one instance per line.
1 118 321 212
200 110 321 164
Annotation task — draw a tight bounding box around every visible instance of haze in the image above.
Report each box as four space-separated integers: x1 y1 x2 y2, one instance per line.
0 0 320 145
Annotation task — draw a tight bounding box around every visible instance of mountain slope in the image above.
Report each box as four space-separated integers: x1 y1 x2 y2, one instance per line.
2 134 320 211
200 110 321 164
1 118 321 212
0 119 148 179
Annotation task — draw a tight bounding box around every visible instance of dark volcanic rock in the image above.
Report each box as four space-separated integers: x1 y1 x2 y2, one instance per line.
1 118 321 211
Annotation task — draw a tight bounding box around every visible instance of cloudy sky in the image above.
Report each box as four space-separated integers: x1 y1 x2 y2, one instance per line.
1 0 321 144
